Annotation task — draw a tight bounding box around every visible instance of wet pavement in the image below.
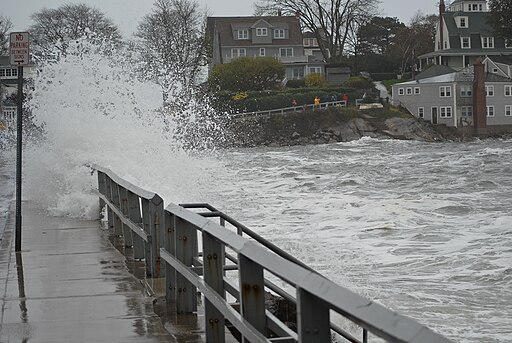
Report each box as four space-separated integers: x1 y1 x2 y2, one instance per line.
0 202 179 343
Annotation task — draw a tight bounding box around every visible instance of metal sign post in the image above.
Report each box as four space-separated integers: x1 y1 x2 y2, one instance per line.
10 32 29 252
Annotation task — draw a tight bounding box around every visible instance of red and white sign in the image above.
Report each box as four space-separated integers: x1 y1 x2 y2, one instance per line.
10 32 30 66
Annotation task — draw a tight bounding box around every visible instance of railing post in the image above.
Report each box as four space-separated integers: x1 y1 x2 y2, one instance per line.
127 191 144 260
104 176 114 232
164 211 176 303
175 216 198 313
110 181 123 236
97 171 106 217
118 186 133 248
203 231 225 343
238 254 266 342
141 198 154 277
297 288 331 343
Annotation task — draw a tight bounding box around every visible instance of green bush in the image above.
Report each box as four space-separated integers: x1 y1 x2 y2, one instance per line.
304 73 329 88
286 79 306 88
208 57 285 92
343 76 373 89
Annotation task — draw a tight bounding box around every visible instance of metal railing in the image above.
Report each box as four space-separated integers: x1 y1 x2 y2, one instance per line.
230 100 347 119
91 165 452 343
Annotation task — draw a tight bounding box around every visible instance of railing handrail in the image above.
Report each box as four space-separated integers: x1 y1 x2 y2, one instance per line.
229 100 347 119
93 165 453 343
89 163 161 204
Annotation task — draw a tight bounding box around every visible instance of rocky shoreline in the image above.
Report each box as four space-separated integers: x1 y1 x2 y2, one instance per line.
223 107 467 148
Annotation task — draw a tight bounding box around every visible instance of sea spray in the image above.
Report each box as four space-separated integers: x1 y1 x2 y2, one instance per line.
24 38 223 218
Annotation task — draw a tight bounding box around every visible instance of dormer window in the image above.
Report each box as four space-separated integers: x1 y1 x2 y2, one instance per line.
506 39 512 48
482 37 494 48
461 37 471 49
237 29 249 39
256 28 267 36
274 29 285 39
457 17 468 28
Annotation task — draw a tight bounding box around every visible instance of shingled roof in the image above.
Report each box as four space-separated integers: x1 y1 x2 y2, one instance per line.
207 16 303 47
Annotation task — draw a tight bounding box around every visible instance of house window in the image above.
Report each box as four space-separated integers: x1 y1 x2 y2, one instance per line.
309 66 322 74
440 86 452 97
0 69 4 77
505 85 512 96
472 4 478 10
279 48 293 57
231 48 246 58
486 106 495 117
460 85 472 97
458 17 468 28
461 106 473 117
274 29 285 39
418 107 424 118
406 87 413 95
5 69 11 77
398 88 404 95
304 38 317 47
259 48 265 56
256 28 267 36
237 29 249 39
482 37 494 48
486 85 494 97
292 67 304 79
440 106 452 118
506 39 512 48
461 37 470 49
414 87 420 95
506 105 512 116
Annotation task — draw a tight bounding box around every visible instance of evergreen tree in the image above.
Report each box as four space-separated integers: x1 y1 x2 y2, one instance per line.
488 0 512 39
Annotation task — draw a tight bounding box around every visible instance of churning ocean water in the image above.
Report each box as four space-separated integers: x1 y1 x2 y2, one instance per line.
10 40 511 342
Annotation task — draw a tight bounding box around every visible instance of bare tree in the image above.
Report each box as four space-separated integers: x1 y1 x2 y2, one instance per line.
135 0 208 102
29 3 121 58
254 0 380 62
0 15 13 56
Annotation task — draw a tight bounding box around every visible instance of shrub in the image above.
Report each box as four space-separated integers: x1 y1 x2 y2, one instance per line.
208 57 285 92
286 79 306 88
304 73 329 88
343 76 373 89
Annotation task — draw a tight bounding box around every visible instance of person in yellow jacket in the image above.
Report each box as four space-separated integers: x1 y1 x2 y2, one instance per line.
314 96 320 109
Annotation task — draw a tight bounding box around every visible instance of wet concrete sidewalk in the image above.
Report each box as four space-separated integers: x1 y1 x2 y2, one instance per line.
0 202 178 343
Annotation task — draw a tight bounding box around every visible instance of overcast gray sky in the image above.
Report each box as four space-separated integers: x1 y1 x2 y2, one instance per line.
6 0 439 37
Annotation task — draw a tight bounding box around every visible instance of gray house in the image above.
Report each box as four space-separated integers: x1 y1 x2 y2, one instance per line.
392 57 512 132
419 0 512 69
206 16 325 81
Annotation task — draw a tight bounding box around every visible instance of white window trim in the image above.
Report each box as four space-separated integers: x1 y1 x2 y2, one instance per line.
461 37 471 49
505 85 512 96
506 39 512 49
482 37 494 48
440 106 452 118
486 85 495 97
457 17 468 28
231 48 246 58
460 85 472 97
461 106 473 117
506 105 512 116
398 88 404 95
486 105 495 117
238 29 249 40
279 47 293 57
406 87 413 95
274 29 285 39
256 28 267 37
414 87 420 95
418 107 424 118
440 86 452 97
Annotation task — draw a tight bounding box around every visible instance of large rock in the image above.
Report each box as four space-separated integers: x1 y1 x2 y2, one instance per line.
385 117 445 141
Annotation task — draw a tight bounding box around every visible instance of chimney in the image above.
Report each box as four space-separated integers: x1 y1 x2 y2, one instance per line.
473 58 487 133
439 0 445 51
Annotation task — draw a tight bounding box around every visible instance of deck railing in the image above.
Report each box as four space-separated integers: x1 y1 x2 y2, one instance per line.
91 164 452 343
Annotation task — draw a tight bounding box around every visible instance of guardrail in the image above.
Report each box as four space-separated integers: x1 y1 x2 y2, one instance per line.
91 164 452 343
230 100 347 119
